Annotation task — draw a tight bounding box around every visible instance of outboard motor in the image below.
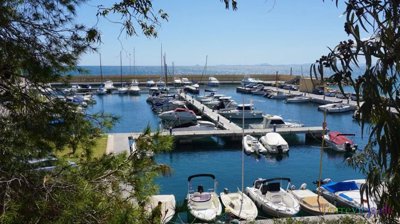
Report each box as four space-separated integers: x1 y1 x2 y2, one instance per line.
277 145 283 154
223 188 229 194
345 141 352 152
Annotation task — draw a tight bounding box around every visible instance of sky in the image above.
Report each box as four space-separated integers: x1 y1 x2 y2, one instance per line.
77 0 349 66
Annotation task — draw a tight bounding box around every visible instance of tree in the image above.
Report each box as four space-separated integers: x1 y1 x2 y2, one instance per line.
309 0 400 222
0 1 173 223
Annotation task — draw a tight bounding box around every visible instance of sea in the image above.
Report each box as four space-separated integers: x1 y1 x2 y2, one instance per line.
71 64 365 77
86 83 368 222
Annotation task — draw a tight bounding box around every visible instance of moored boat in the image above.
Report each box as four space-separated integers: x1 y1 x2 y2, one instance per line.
220 188 258 221
186 174 222 222
246 177 300 217
323 131 357 152
218 104 263 119
259 132 289 154
289 184 337 215
318 103 354 113
145 194 176 224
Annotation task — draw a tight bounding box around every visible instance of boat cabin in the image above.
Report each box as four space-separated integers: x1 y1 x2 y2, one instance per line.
236 104 254 111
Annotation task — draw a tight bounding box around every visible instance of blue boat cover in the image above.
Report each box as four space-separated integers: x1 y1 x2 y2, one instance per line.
323 181 359 193
339 193 354 201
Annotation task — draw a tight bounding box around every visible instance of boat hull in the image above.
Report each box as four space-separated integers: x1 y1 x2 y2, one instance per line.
220 191 258 221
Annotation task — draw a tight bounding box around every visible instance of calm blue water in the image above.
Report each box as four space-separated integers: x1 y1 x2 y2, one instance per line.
87 84 368 221
72 64 366 77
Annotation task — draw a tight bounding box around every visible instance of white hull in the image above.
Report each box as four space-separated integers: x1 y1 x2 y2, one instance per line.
246 186 299 217
145 195 176 224
260 133 289 154
318 103 353 113
187 191 222 222
286 96 310 103
220 190 258 221
242 135 267 154
219 110 264 119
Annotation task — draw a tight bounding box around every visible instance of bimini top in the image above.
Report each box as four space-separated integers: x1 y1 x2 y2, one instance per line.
322 181 359 193
188 173 216 182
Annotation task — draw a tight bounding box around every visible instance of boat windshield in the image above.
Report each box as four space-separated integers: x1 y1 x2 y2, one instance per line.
269 119 285 125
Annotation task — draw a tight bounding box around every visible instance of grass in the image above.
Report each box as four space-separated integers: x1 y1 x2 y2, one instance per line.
56 135 108 161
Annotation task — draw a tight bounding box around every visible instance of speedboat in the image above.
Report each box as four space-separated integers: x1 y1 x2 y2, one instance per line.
183 83 200 94
186 174 222 222
323 131 357 152
289 183 337 215
173 78 182 87
285 96 311 103
318 103 353 113
117 85 128 94
159 108 197 127
259 132 289 154
145 194 176 224
218 104 263 119
242 135 267 154
241 77 262 86
266 90 289 99
152 100 187 114
220 188 258 221
246 177 300 217
207 77 220 87
170 120 216 132
249 114 304 129
146 80 156 87
103 80 115 93
96 85 107 95
128 79 140 95
181 77 192 85
316 179 377 212
250 84 266 95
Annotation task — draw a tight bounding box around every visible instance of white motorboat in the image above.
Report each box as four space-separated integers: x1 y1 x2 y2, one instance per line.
251 84 266 95
181 77 192 85
218 104 263 119
323 131 357 152
117 85 128 94
146 80 156 87
318 103 353 113
96 85 107 95
242 135 267 154
317 179 377 212
289 183 337 215
173 78 182 87
128 79 140 95
159 108 197 127
171 120 216 132
241 77 262 86
249 114 303 129
266 91 289 99
285 96 311 103
220 188 258 221
207 77 220 87
156 80 166 87
246 177 300 217
102 80 115 93
186 174 222 222
183 83 200 94
259 132 289 154
145 194 176 224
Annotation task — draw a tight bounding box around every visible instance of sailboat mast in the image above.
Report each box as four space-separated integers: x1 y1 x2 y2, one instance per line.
241 96 245 193
133 48 135 75
99 53 103 83
120 51 123 87
160 44 163 83
163 53 168 84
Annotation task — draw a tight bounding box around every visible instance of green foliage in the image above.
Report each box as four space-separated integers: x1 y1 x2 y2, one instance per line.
0 0 173 223
310 0 400 222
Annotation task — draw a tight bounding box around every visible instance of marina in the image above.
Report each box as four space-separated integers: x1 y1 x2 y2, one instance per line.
86 81 370 222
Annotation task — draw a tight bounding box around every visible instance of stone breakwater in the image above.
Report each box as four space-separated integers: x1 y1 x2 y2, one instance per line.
63 74 299 84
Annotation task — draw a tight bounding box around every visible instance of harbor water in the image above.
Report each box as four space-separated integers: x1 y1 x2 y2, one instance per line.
87 84 367 220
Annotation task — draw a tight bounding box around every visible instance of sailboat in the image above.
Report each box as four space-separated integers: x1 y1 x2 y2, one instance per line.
220 98 258 221
128 48 141 95
117 51 128 94
96 53 108 95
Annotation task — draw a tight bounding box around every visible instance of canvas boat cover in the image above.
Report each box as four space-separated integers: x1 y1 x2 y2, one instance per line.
323 181 359 193
328 131 353 145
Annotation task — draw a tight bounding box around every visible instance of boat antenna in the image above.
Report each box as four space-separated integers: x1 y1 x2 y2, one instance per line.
99 53 103 83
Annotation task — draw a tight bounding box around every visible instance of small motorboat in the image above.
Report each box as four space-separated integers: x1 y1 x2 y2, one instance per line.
128 79 140 95
186 174 222 222
207 77 220 87
249 114 303 129
181 77 192 85
316 179 377 212
145 194 176 224
318 103 353 113
323 131 357 152
218 104 263 119
117 85 128 94
289 183 337 215
220 188 258 221
146 80 156 87
259 132 289 154
242 135 267 154
246 177 300 217
285 96 311 103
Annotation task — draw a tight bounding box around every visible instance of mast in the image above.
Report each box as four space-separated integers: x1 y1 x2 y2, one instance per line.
163 53 168 84
200 55 208 85
160 44 163 82
120 51 123 87
99 53 103 83
133 48 135 75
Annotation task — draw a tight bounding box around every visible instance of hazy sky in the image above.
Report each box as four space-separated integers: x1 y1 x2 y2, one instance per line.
77 0 348 66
